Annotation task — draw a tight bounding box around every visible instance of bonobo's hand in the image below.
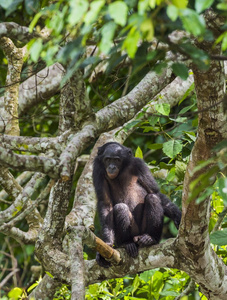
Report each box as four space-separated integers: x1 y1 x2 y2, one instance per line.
125 242 138 258
133 234 157 247
96 252 111 268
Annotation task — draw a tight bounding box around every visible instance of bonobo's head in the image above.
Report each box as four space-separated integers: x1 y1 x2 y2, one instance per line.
97 142 132 179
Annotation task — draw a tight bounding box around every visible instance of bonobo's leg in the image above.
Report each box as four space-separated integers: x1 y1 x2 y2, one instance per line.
113 203 139 257
134 193 164 247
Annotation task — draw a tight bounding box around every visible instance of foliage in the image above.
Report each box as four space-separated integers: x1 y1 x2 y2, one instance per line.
1 0 227 87
0 0 227 299
85 268 203 299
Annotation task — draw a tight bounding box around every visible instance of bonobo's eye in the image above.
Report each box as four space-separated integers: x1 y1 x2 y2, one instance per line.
104 157 111 164
116 158 121 163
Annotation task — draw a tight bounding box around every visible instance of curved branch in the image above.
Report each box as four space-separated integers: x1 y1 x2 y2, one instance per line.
0 146 59 178
0 130 71 154
95 67 175 131
85 238 178 285
0 63 64 116
18 63 64 115
0 22 46 44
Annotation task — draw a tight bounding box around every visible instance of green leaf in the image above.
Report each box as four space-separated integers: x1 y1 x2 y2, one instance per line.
25 0 40 15
175 160 187 181
99 22 117 53
68 0 89 25
161 290 180 296
196 186 213 204
221 33 227 51
108 1 128 26
172 0 188 9
167 5 179 21
188 165 219 202
8 287 23 298
84 0 105 24
147 143 163 150
123 120 141 131
27 281 39 292
29 38 43 62
180 43 210 70
179 104 195 115
155 103 170 116
183 131 196 142
0 0 14 9
172 63 189 80
46 271 54 278
218 177 227 206
210 229 227 246
180 8 206 36
195 0 214 14
140 19 154 40
1 0 23 16
122 27 140 58
167 167 176 182
132 275 140 295
139 269 157 282
179 82 194 105
217 3 227 10
163 140 183 159
29 11 43 32
135 146 143 159
148 115 159 126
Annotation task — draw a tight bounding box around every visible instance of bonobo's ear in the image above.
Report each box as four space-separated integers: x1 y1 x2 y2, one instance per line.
97 146 104 156
128 149 132 156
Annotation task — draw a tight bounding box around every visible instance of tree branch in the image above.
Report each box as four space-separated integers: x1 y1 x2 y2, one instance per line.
0 130 71 154
0 22 45 44
0 146 59 177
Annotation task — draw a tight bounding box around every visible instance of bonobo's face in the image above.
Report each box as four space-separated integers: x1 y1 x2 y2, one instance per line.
102 144 124 179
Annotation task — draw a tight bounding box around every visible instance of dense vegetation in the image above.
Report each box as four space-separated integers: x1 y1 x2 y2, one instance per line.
0 0 227 299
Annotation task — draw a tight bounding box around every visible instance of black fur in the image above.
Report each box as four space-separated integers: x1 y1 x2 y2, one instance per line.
93 142 181 267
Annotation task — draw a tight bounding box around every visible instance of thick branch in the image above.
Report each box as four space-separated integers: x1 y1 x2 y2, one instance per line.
95 68 175 131
0 37 24 135
0 146 59 178
178 15 227 299
0 130 71 154
0 63 64 117
85 238 178 286
0 22 44 44
19 63 64 115
28 275 60 300
0 173 44 225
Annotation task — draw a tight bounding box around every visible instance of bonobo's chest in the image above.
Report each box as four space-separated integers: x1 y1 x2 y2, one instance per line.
106 167 147 208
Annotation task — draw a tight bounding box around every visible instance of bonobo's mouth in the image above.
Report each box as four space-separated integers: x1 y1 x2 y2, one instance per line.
107 171 119 179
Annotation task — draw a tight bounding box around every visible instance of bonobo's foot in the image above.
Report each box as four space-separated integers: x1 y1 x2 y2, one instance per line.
96 252 111 268
133 234 157 247
125 242 138 258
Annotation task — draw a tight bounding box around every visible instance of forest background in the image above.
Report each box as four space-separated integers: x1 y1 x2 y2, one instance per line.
0 0 227 299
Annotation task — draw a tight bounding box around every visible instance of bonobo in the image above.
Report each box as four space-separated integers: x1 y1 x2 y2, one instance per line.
93 142 181 267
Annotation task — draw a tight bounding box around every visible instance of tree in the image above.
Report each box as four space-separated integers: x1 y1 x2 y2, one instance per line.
0 0 227 299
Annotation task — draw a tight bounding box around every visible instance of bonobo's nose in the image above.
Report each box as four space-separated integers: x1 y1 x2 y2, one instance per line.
108 164 116 173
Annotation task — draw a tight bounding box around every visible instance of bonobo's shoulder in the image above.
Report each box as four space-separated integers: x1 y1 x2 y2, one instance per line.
132 157 149 171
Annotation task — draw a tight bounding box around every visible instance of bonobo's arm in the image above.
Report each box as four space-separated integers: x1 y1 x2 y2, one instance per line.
134 158 181 228
93 158 115 245
134 158 160 193
93 158 115 268
158 192 181 228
